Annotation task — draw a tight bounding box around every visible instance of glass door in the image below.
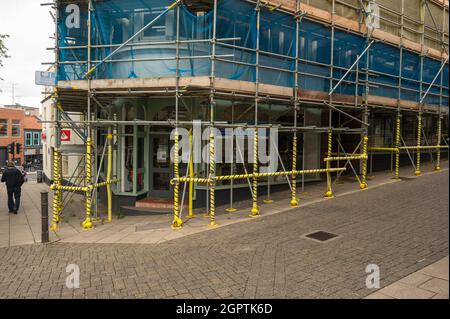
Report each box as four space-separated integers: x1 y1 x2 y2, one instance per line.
148 133 172 198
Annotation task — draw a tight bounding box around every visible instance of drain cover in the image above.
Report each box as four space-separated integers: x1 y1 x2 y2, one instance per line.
304 230 339 242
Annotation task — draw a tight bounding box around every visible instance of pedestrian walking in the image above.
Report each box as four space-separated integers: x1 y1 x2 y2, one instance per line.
1 162 25 214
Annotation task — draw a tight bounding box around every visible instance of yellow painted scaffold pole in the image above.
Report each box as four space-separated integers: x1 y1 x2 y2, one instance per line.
290 132 299 207
171 129 183 229
50 148 62 230
81 137 93 230
415 112 422 176
208 125 218 227
106 132 113 222
188 129 195 218
394 112 401 179
435 115 442 171
324 129 333 198
359 135 369 189
250 128 260 217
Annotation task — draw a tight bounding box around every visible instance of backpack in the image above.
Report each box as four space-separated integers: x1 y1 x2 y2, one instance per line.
17 170 25 187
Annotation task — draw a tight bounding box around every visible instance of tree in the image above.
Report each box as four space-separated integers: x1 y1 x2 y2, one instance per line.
0 34 9 81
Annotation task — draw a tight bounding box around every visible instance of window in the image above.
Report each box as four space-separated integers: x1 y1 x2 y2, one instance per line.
33 132 41 146
142 11 168 38
0 119 8 136
12 120 21 137
25 132 32 146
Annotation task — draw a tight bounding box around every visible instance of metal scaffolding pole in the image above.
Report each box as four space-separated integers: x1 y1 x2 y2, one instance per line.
207 0 219 227
250 1 261 218
172 4 183 229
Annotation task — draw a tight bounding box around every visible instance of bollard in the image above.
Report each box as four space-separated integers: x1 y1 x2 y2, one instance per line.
41 191 49 243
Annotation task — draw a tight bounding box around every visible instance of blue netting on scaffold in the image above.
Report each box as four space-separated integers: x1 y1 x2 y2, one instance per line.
56 0 449 108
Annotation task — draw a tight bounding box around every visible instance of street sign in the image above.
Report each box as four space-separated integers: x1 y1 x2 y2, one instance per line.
35 71 56 86
61 130 71 142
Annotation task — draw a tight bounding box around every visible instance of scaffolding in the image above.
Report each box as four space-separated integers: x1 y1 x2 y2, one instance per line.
42 0 449 231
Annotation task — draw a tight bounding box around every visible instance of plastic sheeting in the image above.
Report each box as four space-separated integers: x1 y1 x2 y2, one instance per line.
57 0 449 107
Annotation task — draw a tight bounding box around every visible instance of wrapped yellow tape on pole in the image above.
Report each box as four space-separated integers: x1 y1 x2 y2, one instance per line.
415 112 422 176
395 113 401 179
359 135 369 189
82 138 93 230
435 115 442 171
324 129 333 198
106 132 113 222
171 129 182 229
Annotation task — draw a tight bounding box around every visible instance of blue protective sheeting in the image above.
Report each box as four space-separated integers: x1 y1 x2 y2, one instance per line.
57 0 449 108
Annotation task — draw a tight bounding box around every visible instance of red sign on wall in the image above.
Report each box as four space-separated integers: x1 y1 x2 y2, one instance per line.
61 130 71 142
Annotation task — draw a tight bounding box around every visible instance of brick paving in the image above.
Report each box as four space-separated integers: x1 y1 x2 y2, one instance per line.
0 169 448 298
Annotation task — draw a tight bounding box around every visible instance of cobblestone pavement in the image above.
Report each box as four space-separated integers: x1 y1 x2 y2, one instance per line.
0 169 447 299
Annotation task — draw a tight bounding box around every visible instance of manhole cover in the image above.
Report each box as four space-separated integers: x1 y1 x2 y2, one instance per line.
304 230 339 242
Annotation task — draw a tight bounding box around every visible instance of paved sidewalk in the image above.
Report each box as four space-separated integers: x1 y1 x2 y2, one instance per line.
0 165 447 298
0 160 448 247
366 256 449 299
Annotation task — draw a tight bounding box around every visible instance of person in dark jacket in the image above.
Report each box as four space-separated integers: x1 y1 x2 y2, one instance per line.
1 162 25 214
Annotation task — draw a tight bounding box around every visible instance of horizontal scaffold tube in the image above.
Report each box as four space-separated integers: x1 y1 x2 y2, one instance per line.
50 184 87 192
92 179 119 189
50 179 119 192
172 168 347 184
323 155 368 162
368 147 399 152
398 145 449 150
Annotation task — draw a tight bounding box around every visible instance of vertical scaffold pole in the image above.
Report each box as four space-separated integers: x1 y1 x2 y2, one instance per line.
106 128 113 222
208 96 217 227
290 3 301 207
415 111 422 176
324 129 333 198
50 147 61 230
325 0 335 199
172 4 182 229
188 129 195 218
82 138 93 230
82 0 94 230
394 0 404 180
395 112 402 179
250 2 261 217
208 0 219 227
360 135 369 189
435 115 442 171
416 1 424 177
50 2 62 231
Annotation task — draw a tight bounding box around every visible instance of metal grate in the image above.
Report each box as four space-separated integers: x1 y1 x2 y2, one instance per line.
304 231 339 242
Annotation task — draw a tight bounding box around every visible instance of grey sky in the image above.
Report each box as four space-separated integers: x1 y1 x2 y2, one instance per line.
0 0 54 107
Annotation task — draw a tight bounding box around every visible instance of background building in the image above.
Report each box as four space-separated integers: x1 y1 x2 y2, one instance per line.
23 114 43 170
0 105 41 168
0 106 25 166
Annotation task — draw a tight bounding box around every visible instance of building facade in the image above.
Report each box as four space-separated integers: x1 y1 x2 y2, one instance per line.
23 114 43 169
0 106 25 166
43 0 449 229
